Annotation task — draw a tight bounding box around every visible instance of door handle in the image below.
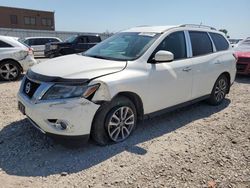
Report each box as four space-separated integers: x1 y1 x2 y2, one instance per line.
182 67 192 72
215 61 221 64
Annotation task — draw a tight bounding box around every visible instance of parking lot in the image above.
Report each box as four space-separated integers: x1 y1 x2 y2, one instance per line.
0 60 249 187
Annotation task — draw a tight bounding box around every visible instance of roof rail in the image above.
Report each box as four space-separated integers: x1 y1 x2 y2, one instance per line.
180 24 216 30
136 25 150 27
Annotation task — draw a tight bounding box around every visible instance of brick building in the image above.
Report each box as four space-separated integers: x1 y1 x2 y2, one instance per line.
0 6 55 31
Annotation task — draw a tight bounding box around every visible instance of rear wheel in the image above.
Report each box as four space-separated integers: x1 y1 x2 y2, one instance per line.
0 60 21 81
208 74 229 105
91 96 137 145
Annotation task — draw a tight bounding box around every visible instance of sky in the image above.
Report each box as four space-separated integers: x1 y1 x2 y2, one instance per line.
0 0 250 39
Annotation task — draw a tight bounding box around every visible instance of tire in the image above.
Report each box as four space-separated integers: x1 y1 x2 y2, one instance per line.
0 60 21 81
49 54 55 58
91 96 137 146
207 74 229 106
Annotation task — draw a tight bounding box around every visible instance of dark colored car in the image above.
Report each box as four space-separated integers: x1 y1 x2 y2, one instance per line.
45 35 101 58
234 37 250 75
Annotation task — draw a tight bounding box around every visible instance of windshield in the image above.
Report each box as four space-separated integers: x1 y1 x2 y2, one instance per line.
65 36 77 43
18 39 30 48
234 38 250 52
83 32 160 61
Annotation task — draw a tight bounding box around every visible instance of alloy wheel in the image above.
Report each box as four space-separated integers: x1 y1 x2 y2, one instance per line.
107 106 135 142
214 78 227 102
0 63 18 80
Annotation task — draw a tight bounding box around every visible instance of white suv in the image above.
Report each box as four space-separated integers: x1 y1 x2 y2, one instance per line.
0 35 37 81
17 25 236 145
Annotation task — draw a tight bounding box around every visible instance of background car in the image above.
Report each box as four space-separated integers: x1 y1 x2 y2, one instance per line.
20 37 62 57
0 35 37 81
229 38 242 48
234 37 250 75
44 34 101 58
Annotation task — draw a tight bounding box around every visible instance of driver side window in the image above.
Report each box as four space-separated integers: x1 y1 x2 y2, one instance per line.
151 31 187 61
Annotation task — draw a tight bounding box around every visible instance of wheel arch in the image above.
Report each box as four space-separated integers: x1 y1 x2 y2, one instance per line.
114 91 144 121
90 91 144 145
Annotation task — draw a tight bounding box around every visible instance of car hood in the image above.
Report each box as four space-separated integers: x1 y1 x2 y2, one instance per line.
29 54 127 82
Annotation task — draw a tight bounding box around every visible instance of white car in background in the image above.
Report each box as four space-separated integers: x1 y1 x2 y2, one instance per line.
21 37 62 57
18 25 236 145
0 35 37 81
228 39 243 48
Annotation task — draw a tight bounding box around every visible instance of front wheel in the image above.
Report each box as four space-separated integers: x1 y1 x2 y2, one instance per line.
107 106 136 142
91 96 137 145
208 75 229 105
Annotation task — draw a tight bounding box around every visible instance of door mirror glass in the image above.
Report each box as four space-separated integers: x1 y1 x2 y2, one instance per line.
154 50 174 63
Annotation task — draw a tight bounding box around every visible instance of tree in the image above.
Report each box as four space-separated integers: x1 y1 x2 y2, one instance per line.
219 29 230 38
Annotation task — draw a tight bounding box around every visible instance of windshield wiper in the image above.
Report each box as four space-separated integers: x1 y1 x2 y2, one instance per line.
86 55 109 60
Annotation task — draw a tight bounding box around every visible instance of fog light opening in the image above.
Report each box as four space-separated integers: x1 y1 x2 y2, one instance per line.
48 119 68 130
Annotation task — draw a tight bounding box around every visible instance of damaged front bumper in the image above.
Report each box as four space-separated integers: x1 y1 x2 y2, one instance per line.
17 83 100 139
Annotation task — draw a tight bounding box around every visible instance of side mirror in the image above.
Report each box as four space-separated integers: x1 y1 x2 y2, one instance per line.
154 50 174 63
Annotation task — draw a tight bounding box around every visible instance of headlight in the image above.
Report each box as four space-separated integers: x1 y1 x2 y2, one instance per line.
50 45 58 50
42 84 100 100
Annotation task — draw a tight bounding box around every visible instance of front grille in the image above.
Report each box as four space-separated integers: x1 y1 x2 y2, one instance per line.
23 77 40 98
236 63 247 72
238 57 250 63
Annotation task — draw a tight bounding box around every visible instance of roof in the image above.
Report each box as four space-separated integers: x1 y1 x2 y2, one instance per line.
0 35 18 41
122 24 218 33
24 36 61 39
0 35 28 48
123 26 178 33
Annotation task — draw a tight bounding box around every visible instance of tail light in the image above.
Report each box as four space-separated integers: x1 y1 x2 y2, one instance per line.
28 47 34 55
233 53 238 62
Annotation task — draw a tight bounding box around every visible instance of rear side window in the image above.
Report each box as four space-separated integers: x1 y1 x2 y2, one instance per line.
26 39 39 46
41 38 60 44
152 31 187 60
48 38 60 43
88 36 101 43
209 33 229 51
27 38 53 46
0 40 12 48
189 31 213 56
41 38 51 44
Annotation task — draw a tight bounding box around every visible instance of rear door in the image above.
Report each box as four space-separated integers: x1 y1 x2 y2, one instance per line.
147 31 193 112
188 31 222 99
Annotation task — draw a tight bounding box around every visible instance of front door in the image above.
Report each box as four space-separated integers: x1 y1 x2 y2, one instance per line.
147 31 193 113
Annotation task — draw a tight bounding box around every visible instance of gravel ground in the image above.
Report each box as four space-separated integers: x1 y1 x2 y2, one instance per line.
0 75 249 188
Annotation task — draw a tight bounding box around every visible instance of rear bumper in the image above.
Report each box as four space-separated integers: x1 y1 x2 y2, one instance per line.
236 62 250 75
33 50 45 57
